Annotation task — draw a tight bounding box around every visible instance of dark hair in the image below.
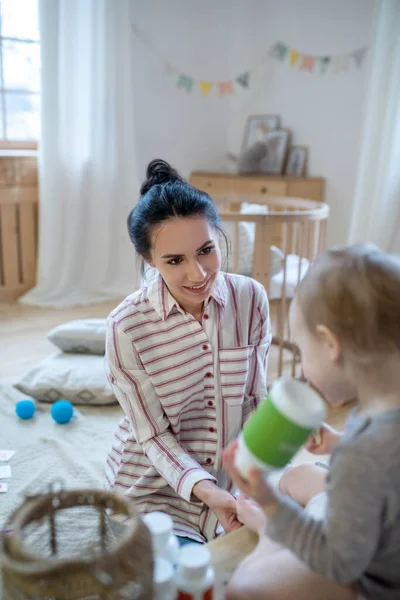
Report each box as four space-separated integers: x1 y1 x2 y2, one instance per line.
127 159 227 273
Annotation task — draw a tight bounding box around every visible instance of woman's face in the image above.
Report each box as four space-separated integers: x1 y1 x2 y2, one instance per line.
289 297 356 405
148 216 221 315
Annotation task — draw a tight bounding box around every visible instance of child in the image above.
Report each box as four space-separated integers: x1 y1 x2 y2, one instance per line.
224 244 400 600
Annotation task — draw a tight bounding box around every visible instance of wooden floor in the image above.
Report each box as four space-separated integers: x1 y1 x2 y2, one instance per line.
0 299 350 429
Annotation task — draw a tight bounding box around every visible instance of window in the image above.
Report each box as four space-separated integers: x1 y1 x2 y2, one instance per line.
0 0 40 148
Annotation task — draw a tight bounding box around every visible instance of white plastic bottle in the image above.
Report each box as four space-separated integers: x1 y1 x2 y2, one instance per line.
143 511 180 566
175 544 215 600
153 556 177 600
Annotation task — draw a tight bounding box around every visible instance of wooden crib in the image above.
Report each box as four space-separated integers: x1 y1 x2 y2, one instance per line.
212 194 329 377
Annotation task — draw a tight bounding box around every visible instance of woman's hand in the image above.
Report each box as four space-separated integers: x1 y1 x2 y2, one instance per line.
192 480 242 533
223 441 279 515
305 422 342 455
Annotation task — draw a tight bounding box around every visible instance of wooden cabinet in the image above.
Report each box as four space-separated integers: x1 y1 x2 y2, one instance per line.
189 171 325 202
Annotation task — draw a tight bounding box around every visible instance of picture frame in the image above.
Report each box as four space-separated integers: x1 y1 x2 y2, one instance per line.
242 114 281 152
285 146 308 177
259 128 290 175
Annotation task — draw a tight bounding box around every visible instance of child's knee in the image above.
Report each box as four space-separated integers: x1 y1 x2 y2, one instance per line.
278 463 325 498
278 464 304 495
226 577 278 600
225 582 244 600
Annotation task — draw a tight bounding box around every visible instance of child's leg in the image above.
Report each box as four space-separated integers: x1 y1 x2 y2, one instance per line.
278 464 327 507
225 535 357 600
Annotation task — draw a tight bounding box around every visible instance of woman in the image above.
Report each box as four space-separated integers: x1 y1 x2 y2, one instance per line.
105 159 271 543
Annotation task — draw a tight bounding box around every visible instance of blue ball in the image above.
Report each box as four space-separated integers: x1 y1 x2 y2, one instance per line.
16 399 36 420
50 400 74 424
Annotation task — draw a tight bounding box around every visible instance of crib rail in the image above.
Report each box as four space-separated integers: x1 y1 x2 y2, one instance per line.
215 195 329 377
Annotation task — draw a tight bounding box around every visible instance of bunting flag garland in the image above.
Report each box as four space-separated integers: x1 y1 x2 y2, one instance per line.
199 81 213 96
131 24 368 98
269 42 368 75
300 55 314 72
218 81 234 97
177 74 194 92
289 50 300 68
236 72 250 88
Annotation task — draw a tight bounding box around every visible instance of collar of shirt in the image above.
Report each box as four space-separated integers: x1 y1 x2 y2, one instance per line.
146 271 228 320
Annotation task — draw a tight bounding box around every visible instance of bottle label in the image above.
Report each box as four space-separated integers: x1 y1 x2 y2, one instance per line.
177 586 213 600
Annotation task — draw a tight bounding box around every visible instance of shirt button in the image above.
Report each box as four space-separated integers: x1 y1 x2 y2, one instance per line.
203 314 209 320
202 344 209 351
209 427 215 433
207 401 213 407
205 372 212 378
206 458 213 464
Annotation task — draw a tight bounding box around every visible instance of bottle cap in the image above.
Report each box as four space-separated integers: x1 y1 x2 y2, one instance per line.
143 512 173 551
177 544 211 580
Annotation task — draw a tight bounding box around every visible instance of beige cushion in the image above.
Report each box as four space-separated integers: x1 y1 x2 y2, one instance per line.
48 319 106 355
15 353 116 406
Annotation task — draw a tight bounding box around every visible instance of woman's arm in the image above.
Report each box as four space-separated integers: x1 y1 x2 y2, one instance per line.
242 281 272 426
106 317 216 503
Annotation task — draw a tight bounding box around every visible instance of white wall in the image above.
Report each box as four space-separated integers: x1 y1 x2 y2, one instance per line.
131 0 379 245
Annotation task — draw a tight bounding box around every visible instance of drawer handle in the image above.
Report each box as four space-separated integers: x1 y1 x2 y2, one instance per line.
207 182 212 187
261 186 268 193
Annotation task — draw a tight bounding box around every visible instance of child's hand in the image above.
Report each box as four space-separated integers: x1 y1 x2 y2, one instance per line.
236 494 266 535
223 441 279 511
305 422 342 455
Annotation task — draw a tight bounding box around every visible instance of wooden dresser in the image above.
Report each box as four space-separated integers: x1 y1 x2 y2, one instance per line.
189 171 325 202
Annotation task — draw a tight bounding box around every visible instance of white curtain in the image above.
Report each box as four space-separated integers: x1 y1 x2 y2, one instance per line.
347 0 400 251
21 0 140 307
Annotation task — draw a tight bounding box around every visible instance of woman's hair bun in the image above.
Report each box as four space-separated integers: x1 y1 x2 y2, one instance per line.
140 159 184 195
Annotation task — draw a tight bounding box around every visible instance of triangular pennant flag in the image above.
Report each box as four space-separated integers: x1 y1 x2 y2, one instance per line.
199 81 213 96
319 56 331 74
352 47 367 68
218 81 234 97
270 42 288 61
289 50 300 68
300 55 314 72
332 54 349 73
236 72 250 88
177 74 194 92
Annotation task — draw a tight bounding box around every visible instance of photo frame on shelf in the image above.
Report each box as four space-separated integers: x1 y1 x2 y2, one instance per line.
259 128 290 175
242 114 281 152
285 146 308 177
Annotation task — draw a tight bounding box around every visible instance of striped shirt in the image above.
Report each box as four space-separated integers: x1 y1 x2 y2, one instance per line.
104 271 271 542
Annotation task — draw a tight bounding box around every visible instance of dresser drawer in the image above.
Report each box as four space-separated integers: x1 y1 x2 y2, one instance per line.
190 174 287 197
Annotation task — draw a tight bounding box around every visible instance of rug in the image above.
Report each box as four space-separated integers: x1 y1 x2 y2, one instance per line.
0 383 123 559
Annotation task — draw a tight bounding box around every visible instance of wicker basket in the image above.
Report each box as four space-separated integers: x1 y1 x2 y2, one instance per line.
1 487 153 600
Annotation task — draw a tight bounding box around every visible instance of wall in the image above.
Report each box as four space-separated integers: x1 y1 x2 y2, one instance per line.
130 0 379 245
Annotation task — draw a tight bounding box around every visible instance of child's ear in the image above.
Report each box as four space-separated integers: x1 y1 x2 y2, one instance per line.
316 325 341 361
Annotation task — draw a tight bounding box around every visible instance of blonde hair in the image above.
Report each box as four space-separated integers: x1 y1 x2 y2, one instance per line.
296 244 400 363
